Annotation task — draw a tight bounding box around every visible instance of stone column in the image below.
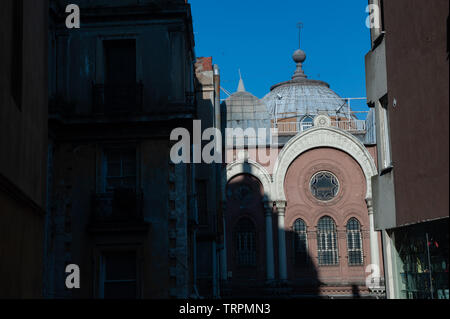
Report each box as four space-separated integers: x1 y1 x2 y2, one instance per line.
366 198 381 286
263 201 275 282
276 201 288 281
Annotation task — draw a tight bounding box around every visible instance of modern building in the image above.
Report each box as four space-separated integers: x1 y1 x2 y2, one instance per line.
365 0 449 299
222 46 384 298
0 0 49 298
45 0 223 299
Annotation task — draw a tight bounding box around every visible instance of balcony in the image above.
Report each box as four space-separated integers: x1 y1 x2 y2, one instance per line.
89 188 145 230
93 82 143 115
330 119 366 132
272 119 367 135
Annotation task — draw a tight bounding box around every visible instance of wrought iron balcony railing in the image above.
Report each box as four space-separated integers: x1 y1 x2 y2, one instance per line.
93 82 143 114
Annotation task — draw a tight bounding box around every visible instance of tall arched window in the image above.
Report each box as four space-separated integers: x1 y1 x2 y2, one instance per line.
234 218 256 267
347 218 363 266
317 216 339 265
293 219 308 265
300 116 314 132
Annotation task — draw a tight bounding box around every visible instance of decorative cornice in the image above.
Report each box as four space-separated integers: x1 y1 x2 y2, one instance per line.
276 200 287 211
272 127 377 202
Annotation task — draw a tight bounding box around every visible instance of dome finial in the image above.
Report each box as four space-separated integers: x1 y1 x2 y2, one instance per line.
292 49 307 80
292 22 307 80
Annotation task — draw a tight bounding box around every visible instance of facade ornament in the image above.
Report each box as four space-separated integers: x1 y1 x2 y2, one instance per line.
275 200 287 213
365 198 374 215
314 114 331 127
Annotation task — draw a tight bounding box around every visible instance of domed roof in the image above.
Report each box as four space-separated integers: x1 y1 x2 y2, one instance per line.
222 74 272 146
224 91 271 130
262 50 350 119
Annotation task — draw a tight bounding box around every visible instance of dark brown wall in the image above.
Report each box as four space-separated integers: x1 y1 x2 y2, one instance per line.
0 0 48 207
0 0 48 298
384 0 449 226
0 191 44 298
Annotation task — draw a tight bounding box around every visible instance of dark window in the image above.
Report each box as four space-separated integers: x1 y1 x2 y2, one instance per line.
317 216 339 266
101 251 137 299
104 39 136 86
11 0 23 108
104 148 136 191
102 40 137 111
293 219 308 265
347 218 364 266
310 171 339 201
234 218 256 267
394 219 449 299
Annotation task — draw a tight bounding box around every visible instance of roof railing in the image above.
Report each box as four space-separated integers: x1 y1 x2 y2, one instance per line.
272 119 367 135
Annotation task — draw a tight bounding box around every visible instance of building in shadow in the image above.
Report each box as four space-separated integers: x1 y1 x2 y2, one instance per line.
221 46 385 298
45 0 224 298
0 0 48 298
365 0 449 299
193 57 226 298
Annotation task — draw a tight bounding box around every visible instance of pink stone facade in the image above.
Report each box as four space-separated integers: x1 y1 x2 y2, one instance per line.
225 144 384 297
283 148 371 290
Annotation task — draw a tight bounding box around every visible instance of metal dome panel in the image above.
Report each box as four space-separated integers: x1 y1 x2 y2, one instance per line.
262 82 351 119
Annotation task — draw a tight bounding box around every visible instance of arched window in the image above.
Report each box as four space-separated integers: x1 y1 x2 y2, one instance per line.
293 219 308 265
317 216 339 265
234 218 256 267
300 116 314 132
347 218 363 266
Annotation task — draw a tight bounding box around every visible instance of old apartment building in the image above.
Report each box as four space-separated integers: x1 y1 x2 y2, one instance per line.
44 0 224 298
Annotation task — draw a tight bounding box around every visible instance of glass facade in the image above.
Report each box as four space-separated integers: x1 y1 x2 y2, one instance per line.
391 218 449 299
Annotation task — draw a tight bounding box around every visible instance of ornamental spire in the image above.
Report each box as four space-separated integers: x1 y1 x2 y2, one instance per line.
237 69 246 92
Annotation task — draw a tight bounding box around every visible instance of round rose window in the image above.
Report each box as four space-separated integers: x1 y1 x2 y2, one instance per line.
310 171 340 201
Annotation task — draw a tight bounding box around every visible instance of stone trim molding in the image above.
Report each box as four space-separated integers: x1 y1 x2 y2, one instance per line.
226 159 273 201
272 127 377 202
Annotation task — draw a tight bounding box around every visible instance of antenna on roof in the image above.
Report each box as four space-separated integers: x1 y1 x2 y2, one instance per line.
221 86 232 97
296 22 304 49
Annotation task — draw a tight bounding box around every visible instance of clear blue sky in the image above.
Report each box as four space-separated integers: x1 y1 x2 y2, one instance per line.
190 0 371 112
